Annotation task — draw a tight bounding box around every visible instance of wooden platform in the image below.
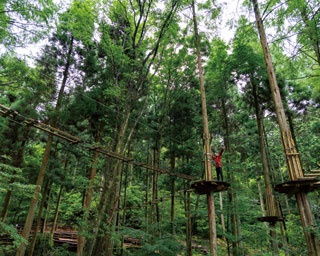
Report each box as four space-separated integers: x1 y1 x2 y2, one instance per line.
191 180 230 194
274 177 320 195
257 216 284 223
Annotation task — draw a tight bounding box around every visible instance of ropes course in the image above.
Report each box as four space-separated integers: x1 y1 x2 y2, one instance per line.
0 103 196 181
0 104 80 144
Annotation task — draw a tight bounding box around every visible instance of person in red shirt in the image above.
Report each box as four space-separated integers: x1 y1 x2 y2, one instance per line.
212 146 225 181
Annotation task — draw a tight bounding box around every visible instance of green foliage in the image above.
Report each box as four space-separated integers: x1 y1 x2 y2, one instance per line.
0 162 35 197
0 222 27 255
135 235 181 256
285 214 309 255
0 0 320 255
0 0 57 48
32 234 75 256
58 190 83 225
122 185 145 229
59 0 97 46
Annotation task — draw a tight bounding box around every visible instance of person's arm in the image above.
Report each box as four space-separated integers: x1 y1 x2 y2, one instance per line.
219 146 225 156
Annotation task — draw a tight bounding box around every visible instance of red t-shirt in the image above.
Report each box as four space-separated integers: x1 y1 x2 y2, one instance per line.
212 149 224 168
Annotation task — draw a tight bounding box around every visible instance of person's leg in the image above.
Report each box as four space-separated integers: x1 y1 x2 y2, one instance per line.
216 167 222 181
220 168 223 181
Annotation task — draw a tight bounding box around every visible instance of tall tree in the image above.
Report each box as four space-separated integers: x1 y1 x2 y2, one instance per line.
15 0 94 252
71 1 183 255
191 1 219 255
206 37 244 255
230 17 283 253
0 55 50 223
251 0 320 255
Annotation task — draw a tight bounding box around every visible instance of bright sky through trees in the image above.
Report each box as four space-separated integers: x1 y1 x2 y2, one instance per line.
10 0 245 64
216 0 245 42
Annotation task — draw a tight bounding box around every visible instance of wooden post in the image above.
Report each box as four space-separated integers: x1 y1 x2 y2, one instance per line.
251 0 320 255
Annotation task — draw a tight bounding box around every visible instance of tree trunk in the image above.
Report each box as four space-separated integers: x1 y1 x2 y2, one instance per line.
252 80 279 253
77 126 102 256
222 95 242 255
228 189 242 256
191 1 217 255
120 161 130 256
219 192 226 238
279 162 291 215
28 179 51 256
170 150 176 236
50 185 63 244
145 146 150 233
151 147 160 235
16 35 74 256
1 190 12 222
251 1 320 254
89 113 130 256
185 182 192 256
16 134 54 256
257 174 266 216
41 182 52 234
103 161 123 256
85 171 110 256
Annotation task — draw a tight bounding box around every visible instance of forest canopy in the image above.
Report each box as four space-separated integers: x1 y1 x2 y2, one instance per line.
0 0 320 256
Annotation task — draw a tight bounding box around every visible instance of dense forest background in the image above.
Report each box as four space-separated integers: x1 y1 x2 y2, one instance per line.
0 0 320 255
